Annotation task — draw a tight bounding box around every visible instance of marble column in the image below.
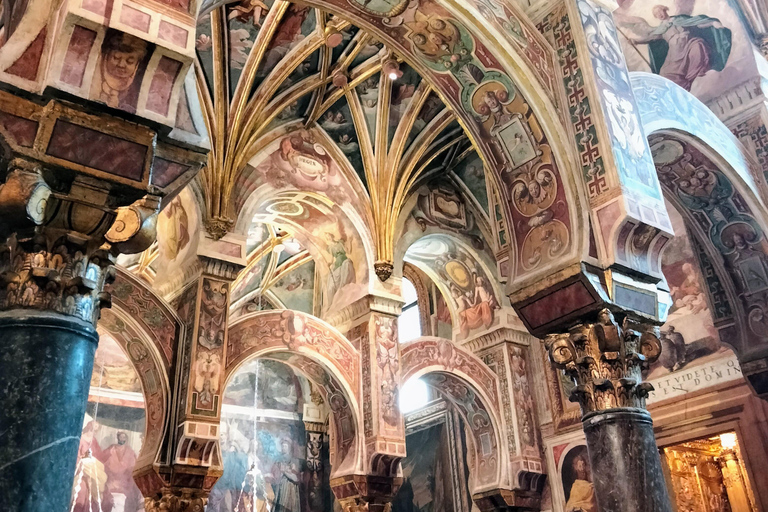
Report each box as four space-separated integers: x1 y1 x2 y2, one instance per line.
545 309 673 512
0 159 161 510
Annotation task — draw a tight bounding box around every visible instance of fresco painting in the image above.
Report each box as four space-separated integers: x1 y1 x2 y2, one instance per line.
558 445 598 512
211 359 332 512
271 261 315 315
73 335 146 512
615 0 755 103
320 98 365 186
154 187 200 289
357 73 380 148
90 30 154 114
650 200 729 378
388 64 421 148
451 151 489 216
407 236 499 339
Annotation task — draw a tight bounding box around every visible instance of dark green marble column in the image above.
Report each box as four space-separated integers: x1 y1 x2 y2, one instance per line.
545 309 673 512
0 312 98 511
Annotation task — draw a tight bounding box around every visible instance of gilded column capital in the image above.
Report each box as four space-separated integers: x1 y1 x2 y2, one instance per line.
0 156 163 324
144 491 207 512
544 308 662 414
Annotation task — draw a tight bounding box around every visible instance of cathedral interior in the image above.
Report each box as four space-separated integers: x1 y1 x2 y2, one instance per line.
3 0 768 511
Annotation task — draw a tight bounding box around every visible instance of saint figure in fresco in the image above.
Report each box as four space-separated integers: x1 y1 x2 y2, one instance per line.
620 5 731 91
91 31 149 112
565 453 597 512
208 422 251 512
71 422 114 512
272 439 301 512
100 431 141 512
325 231 355 303
450 275 498 336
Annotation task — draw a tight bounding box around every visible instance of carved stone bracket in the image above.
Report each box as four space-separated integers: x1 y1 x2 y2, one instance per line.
331 474 403 512
0 158 163 324
544 308 662 415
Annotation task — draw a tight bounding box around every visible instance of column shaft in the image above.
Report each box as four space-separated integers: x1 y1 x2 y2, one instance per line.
0 312 98 511
582 408 672 512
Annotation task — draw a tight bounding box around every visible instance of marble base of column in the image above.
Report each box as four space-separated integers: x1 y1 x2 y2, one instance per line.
582 407 672 512
0 311 98 512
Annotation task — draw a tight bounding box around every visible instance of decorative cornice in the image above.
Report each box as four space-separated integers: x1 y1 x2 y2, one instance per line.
461 327 538 353
200 255 243 281
705 77 766 126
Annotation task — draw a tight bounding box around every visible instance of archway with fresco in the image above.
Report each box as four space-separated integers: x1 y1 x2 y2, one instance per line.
399 337 507 502
217 309 362 512
632 72 768 397
71 272 175 512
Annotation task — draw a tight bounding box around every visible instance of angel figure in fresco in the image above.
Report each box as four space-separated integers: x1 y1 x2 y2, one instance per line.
619 5 732 91
565 453 598 512
325 229 355 303
272 439 301 512
229 0 270 26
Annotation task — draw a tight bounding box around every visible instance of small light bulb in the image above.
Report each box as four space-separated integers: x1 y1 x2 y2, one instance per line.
389 71 399 80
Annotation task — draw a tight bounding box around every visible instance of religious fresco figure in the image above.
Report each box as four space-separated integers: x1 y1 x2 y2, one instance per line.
619 5 732 91
450 275 499 337
272 439 301 512
159 196 190 262
325 231 355 303
99 431 140 512
208 422 251 512
563 450 597 512
71 422 114 512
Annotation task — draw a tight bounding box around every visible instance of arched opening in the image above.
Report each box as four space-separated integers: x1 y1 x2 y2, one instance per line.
398 277 422 343
208 356 335 512
71 330 146 512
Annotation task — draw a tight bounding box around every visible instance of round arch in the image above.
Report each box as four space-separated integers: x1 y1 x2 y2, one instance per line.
226 309 363 475
633 72 768 396
102 268 182 476
400 337 508 493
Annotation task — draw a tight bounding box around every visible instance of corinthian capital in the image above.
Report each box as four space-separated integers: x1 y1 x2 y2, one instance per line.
544 308 662 414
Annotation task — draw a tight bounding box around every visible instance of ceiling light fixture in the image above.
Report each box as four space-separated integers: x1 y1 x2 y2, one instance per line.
383 58 402 80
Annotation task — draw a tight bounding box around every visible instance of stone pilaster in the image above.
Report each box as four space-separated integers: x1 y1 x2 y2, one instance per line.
304 420 327 512
137 253 243 509
475 333 547 510
544 308 672 512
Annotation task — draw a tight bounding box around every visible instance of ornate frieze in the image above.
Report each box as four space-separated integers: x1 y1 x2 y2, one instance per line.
544 308 662 414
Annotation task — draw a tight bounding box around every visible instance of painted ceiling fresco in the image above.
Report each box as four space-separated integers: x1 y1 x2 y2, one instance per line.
614 0 758 104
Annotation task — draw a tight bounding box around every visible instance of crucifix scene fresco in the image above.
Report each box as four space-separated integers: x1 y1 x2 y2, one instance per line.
5 0 768 511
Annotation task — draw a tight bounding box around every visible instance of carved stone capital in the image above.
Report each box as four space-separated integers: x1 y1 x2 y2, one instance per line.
0 158 162 324
204 216 234 240
144 490 207 512
543 308 661 414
